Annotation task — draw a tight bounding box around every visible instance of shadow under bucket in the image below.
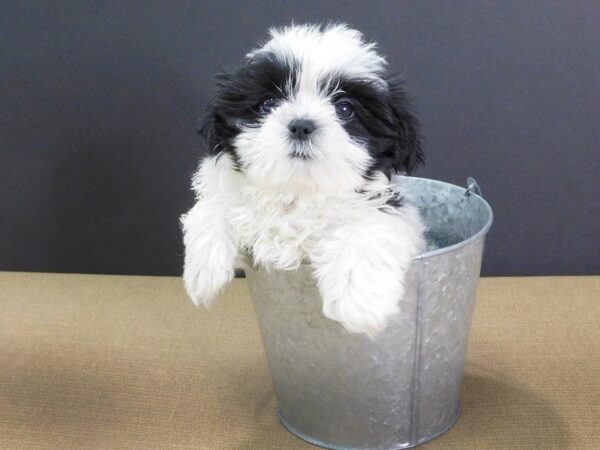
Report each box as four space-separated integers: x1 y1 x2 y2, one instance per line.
245 176 493 449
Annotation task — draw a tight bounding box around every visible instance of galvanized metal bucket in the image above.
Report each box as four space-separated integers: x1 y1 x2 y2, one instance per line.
245 176 493 450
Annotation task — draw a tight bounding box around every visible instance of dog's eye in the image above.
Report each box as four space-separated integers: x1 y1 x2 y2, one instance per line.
259 98 278 114
335 99 355 120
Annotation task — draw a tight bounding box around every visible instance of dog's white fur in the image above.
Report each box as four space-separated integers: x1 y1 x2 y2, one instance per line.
181 24 425 336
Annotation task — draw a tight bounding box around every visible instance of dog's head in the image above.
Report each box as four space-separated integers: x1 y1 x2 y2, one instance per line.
200 24 423 193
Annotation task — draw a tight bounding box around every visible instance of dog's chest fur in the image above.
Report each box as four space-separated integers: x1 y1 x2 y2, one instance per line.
200 154 403 271
231 187 331 270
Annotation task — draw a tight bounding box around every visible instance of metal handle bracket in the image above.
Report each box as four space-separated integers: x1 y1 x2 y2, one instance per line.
465 177 482 197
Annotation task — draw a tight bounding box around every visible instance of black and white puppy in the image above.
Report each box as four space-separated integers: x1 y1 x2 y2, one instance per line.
181 24 425 336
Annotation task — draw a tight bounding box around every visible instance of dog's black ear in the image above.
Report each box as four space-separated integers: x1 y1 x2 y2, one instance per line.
388 77 424 175
197 103 225 156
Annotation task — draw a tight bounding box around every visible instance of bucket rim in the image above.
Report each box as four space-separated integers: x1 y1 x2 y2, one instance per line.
399 176 494 260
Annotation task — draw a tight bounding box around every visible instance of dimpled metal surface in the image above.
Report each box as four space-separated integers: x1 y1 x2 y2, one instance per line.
244 177 493 449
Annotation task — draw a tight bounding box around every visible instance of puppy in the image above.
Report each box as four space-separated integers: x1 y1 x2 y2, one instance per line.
181 24 425 336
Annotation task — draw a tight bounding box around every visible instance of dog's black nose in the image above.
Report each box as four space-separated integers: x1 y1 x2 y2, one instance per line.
288 119 316 140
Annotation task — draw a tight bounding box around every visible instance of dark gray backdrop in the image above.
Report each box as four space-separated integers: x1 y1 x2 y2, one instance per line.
1 0 599 277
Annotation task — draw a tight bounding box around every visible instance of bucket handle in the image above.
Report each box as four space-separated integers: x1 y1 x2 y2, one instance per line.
465 177 483 197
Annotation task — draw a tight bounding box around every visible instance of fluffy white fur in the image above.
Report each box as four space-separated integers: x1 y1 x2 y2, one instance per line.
181 24 425 336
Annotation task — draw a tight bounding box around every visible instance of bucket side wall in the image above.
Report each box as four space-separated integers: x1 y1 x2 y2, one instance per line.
414 236 485 441
246 264 421 449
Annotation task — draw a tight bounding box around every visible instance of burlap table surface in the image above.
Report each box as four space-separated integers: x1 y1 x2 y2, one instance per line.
0 272 598 449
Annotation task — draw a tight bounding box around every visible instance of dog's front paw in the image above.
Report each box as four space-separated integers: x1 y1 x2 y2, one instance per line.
181 200 238 308
183 260 234 307
319 275 403 337
322 294 399 337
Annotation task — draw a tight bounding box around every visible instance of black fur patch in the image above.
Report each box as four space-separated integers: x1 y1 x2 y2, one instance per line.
384 190 405 208
321 75 423 178
356 187 405 212
198 54 298 165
